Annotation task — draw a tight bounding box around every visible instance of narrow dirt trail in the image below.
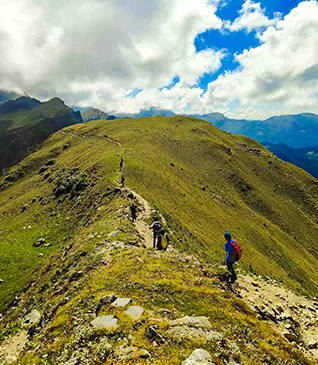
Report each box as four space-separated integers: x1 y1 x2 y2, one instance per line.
131 191 154 249
120 185 318 362
120 187 166 249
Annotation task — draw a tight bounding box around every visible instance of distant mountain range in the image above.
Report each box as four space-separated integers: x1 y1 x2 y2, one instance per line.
194 112 318 149
0 90 21 105
262 143 318 179
0 96 82 175
111 108 318 149
2 93 318 178
81 107 116 122
116 107 176 118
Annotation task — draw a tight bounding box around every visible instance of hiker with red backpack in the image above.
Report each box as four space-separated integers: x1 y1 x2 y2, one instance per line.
223 232 242 284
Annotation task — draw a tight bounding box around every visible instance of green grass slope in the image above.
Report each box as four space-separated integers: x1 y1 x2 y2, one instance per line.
0 115 317 312
0 115 317 363
0 193 314 364
0 97 82 175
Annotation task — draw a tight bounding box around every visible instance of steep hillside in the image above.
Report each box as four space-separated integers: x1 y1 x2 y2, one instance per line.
0 97 82 175
193 113 318 149
263 143 318 179
0 115 317 363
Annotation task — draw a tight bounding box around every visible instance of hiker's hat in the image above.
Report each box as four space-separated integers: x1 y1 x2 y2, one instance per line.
224 232 231 239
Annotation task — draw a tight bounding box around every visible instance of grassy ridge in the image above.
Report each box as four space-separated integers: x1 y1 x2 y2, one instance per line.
90 116 318 293
2 193 313 364
0 115 317 315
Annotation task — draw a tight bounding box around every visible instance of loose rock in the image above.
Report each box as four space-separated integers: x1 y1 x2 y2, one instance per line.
167 316 223 343
91 315 119 330
157 308 176 319
96 295 117 315
111 297 131 308
170 316 212 329
167 326 222 342
125 306 144 320
284 332 299 343
145 325 166 344
182 349 214 365
23 309 41 326
69 271 84 282
33 238 46 247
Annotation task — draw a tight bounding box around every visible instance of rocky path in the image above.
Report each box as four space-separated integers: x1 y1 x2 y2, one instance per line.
237 273 318 361
121 187 166 249
130 190 154 248
122 189 318 361
1 188 317 364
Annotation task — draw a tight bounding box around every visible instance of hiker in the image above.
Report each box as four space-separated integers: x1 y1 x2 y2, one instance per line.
121 175 125 187
130 203 137 222
149 219 162 249
120 156 124 171
223 231 241 284
157 228 169 251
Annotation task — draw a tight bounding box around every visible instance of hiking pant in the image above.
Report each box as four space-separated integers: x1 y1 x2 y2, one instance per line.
226 260 237 283
153 233 158 249
157 235 163 250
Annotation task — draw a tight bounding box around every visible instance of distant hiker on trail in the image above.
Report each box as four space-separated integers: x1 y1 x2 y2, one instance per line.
121 175 125 187
130 203 137 222
157 228 169 251
120 156 124 171
223 232 242 284
149 219 162 249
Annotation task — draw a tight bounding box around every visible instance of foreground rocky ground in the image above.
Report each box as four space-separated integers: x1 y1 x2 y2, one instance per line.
0 190 316 364
237 273 318 361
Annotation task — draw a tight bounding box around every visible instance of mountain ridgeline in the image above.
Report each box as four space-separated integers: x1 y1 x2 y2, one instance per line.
0 115 317 363
262 143 318 179
81 107 116 122
194 112 318 149
109 108 318 177
111 108 318 149
1 115 318 300
0 97 82 175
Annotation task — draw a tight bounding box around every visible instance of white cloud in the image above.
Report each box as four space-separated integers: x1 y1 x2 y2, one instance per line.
0 0 223 103
224 0 281 33
203 0 318 118
0 0 318 120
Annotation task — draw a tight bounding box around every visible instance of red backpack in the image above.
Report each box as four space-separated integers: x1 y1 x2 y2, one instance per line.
230 240 242 261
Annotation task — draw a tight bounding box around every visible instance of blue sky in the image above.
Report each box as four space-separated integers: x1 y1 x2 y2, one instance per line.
194 0 304 90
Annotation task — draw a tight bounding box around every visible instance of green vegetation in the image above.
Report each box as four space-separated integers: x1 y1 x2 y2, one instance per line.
0 97 82 174
2 194 313 364
0 115 317 307
0 115 317 363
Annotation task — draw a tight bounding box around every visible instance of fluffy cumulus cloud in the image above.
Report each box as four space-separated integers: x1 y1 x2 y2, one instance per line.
0 0 318 118
0 0 223 111
204 0 318 118
224 0 281 33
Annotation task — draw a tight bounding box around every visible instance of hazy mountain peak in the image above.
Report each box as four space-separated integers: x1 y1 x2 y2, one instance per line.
0 96 41 114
